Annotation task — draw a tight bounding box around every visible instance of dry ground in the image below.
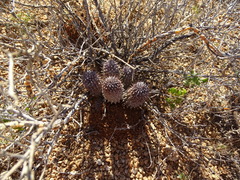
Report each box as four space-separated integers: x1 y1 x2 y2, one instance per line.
0 0 239 179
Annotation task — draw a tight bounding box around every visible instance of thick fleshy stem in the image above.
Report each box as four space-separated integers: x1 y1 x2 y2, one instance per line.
125 82 149 108
82 70 102 96
122 65 134 88
102 76 123 103
102 60 120 77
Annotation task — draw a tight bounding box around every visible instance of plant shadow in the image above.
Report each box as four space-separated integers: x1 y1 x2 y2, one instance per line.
84 95 157 179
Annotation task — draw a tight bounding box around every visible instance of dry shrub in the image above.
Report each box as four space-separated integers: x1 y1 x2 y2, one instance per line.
0 0 239 179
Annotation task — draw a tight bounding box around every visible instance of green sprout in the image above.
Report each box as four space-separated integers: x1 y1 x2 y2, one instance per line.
166 87 187 108
13 126 25 132
15 12 34 23
0 116 11 123
0 139 9 145
192 5 201 14
1 119 10 123
177 172 188 180
184 71 208 88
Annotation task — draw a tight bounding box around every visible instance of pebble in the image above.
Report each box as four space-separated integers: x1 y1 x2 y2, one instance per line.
96 159 104 166
136 172 143 179
105 165 111 171
132 168 137 175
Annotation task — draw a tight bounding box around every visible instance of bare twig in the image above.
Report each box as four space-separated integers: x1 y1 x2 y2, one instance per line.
7 53 18 104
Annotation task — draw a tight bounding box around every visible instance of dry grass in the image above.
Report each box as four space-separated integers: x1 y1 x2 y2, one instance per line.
0 0 239 179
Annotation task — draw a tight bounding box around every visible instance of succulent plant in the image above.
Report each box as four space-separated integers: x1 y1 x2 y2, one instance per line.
102 76 123 103
83 60 150 107
125 82 149 108
82 70 102 96
122 65 134 88
103 60 120 77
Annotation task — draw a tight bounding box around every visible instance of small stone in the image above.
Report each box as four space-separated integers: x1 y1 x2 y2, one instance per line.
96 159 104 166
132 168 137 175
105 166 111 171
136 172 143 179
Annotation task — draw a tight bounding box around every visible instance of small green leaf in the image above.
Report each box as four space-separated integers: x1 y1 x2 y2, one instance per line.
184 71 208 87
201 78 208 83
168 88 177 94
177 172 187 180
1 119 10 123
166 88 187 109
168 88 187 96
13 126 25 132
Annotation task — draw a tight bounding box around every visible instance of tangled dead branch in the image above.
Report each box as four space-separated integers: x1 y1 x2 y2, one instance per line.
0 0 239 179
